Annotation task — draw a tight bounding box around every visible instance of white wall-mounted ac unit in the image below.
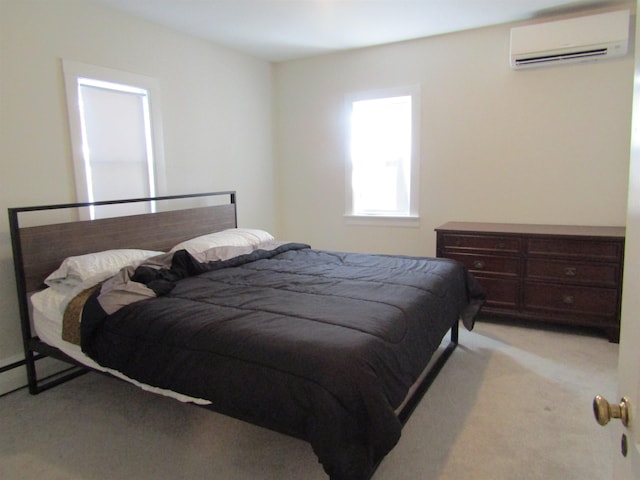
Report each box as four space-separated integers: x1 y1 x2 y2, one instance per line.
510 9 630 69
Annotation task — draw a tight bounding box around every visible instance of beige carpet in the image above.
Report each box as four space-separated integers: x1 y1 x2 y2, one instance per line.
0 320 619 480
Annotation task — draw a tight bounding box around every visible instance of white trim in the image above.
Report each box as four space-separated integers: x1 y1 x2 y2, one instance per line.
344 214 420 228
0 354 72 396
0 354 26 395
62 60 167 209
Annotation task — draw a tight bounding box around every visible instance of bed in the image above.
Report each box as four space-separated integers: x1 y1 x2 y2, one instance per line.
8 191 485 480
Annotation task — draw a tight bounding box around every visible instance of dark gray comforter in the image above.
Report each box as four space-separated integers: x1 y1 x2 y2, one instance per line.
80 243 484 480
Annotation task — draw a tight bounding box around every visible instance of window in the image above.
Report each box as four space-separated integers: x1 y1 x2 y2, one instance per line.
63 60 166 219
346 86 420 221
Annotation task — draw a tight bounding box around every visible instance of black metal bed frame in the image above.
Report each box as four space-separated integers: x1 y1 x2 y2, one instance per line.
8 191 237 395
8 189 459 479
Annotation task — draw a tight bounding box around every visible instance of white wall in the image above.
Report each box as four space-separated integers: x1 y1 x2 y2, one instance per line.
0 0 276 390
274 14 635 257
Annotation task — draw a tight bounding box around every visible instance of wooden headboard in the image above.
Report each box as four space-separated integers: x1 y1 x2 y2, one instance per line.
9 191 237 292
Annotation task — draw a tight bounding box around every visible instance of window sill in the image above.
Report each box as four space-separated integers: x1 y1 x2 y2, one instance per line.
344 214 420 228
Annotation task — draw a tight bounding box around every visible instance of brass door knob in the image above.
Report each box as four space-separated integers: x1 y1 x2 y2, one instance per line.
593 395 631 427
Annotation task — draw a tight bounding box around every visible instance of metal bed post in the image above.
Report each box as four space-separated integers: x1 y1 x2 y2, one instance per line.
8 207 39 393
366 321 459 479
396 322 459 426
9 207 89 394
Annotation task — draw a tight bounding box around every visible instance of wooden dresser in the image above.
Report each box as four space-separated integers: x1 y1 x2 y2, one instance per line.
435 222 625 342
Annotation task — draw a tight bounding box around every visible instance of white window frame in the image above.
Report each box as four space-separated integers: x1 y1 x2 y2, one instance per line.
344 85 421 226
62 60 167 215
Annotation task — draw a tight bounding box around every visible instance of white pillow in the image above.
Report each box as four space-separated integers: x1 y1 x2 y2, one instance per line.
170 228 274 254
45 249 164 292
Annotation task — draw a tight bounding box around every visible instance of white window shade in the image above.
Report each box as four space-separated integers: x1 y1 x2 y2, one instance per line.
79 83 154 205
351 96 412 216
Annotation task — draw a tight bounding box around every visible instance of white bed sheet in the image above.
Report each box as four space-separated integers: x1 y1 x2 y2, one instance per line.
30 288 211 405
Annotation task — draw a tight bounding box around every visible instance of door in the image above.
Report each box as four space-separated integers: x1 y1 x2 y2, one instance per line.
605 1 640 477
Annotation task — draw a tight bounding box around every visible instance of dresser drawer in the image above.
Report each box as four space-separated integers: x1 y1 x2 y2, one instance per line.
476 276 519 310
445 253 520 276
440 234 521 254
526 259 619 287
527 238 622 262
523 283 618 318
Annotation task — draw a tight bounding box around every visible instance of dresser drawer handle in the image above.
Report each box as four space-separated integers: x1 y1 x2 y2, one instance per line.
473 260 485 269
564 267 577 277
497 242 506 249
562 295 575 305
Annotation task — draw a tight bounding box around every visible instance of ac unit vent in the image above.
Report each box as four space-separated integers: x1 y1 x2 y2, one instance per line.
515 48 608 67
510 10 629 69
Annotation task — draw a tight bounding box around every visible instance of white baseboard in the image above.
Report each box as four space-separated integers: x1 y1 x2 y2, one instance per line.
0 354 76 396
0 354 27 395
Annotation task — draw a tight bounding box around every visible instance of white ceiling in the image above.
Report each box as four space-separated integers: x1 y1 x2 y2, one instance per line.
92 0 632 62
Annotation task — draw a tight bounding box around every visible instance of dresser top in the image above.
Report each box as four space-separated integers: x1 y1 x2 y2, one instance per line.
435 222 625 238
